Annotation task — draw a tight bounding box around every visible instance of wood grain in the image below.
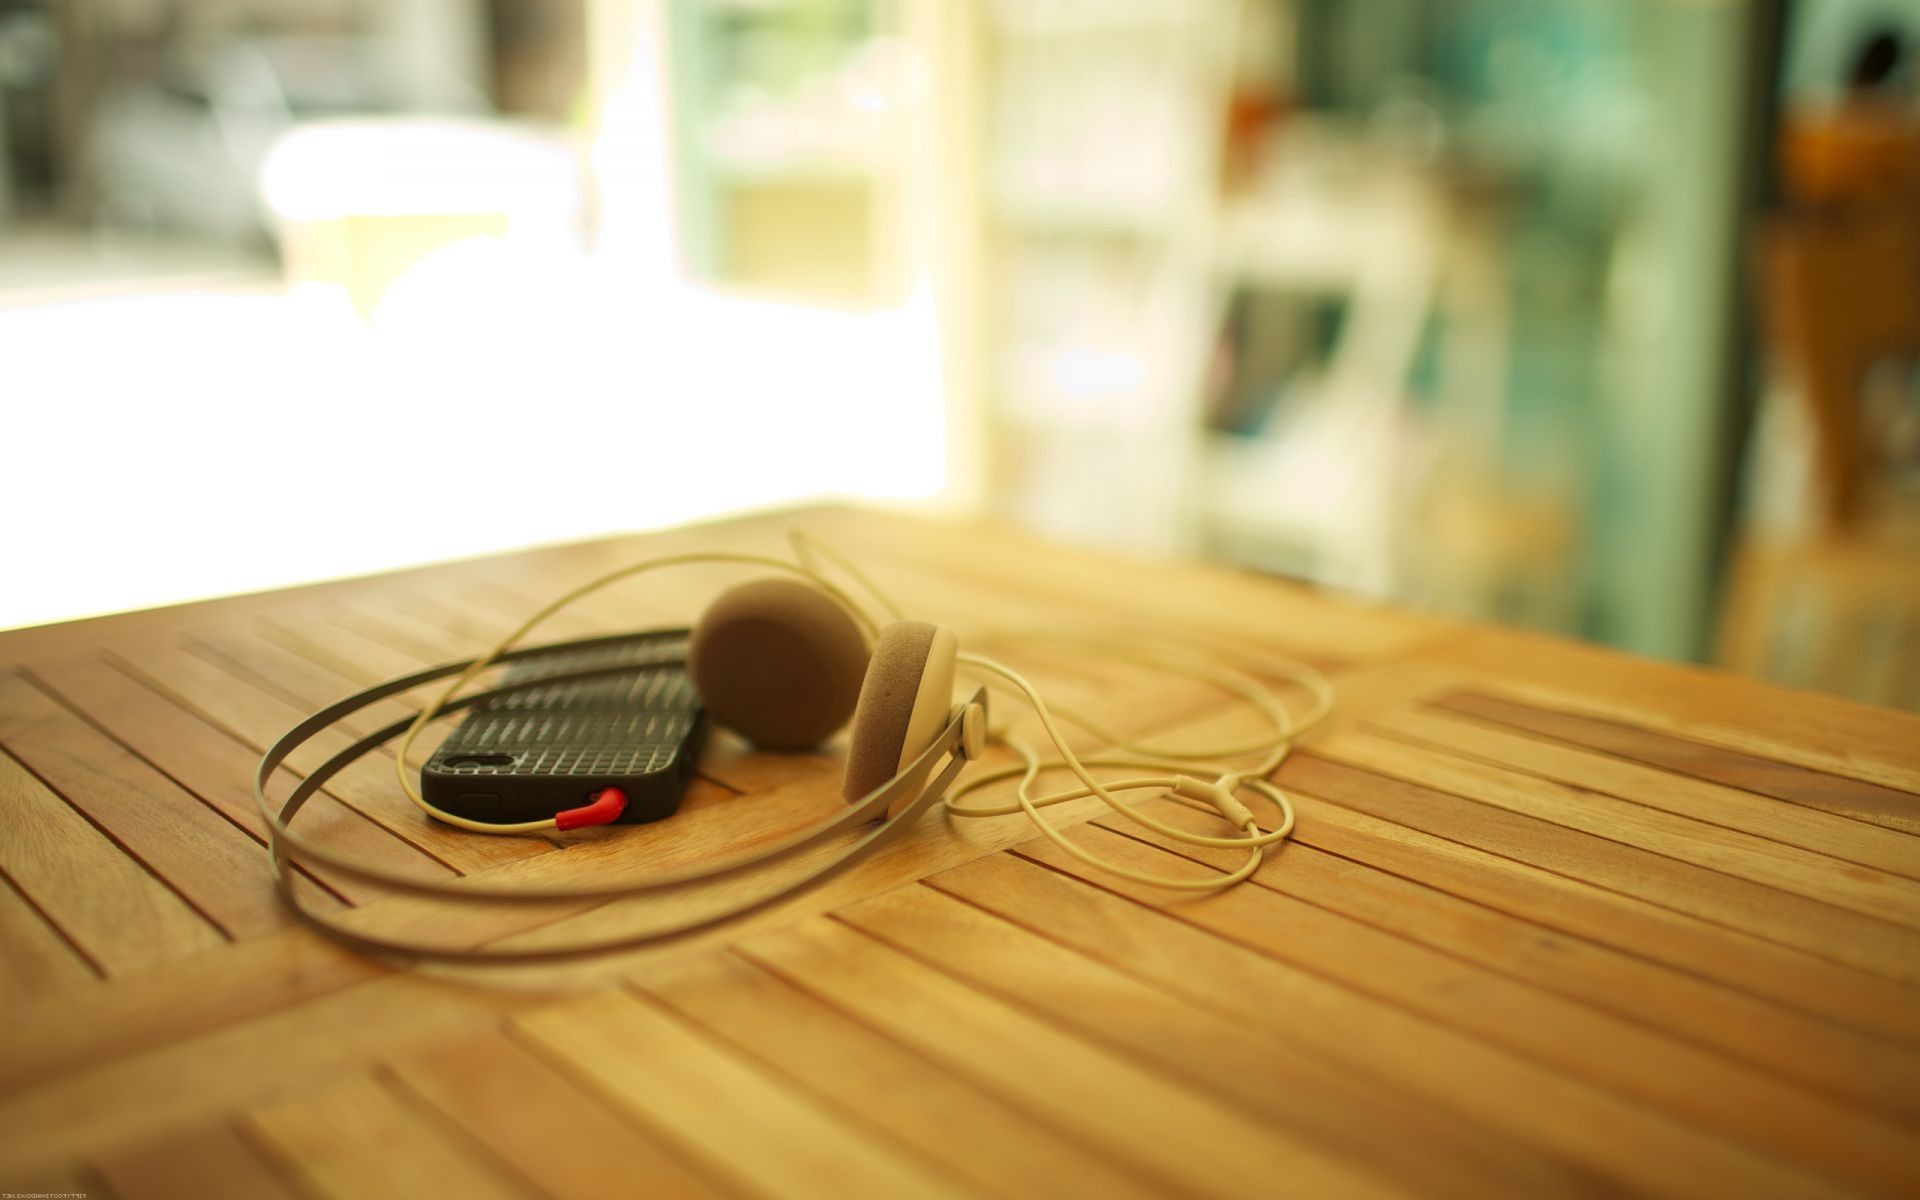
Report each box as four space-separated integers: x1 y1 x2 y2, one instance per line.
27 652 456 904
738 915 1402 1199
1022 819 1920 1193
0 503 1913 1199
952 844 1844 1199
387 1029 731 1200
1388 700 1920 876
638 949 1171 1200
0 869 97 1007
1435 689 1920 835
245 1070 536 1200
93 1121 303 1200
835 881 1601 1199
0 736 223 972
1125 800 1920 1125
0 670 325 938
514 988 973 1199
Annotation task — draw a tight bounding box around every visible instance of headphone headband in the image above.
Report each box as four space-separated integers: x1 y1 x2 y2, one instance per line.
257 647 986 959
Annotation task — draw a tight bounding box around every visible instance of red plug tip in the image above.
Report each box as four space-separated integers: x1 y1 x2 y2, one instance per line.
556 786 628 830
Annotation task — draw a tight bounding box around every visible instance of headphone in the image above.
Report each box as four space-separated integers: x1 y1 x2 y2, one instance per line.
255 533 1332 962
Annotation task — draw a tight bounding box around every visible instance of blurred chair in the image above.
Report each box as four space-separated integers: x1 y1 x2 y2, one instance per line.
1720 104 1920 708
1720 532 1920 708
1759 204 1920 528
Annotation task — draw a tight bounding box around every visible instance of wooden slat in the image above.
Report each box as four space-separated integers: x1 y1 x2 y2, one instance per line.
834 882 1596 1198
514 989 972 1199
790 504 1455 667
1424 629 1920 794
192 625 458 775
640 949 1171 1200
27 654 456 904
1115 798 1920 1126
387 1029 730 1200
930 847 1844 1200
1034 817 1920 1192
0 924 378 1094
0 869 98 1007
0 739 1150 1108
1318 724 1920 939
93 1122 303 1200
245 1070 536 1200
1282 785 1920 1049
1383 701 1920 877
256 614 447 699
1283 748 1920 984
189 624 424 738
0 740 222 973
1436 689 1920 835
0 671 326 938
0 1157 105 1199
387 585 531 646
737 916 1403 1199
325 602 479 668
111 641 545 872
0 967 548 1180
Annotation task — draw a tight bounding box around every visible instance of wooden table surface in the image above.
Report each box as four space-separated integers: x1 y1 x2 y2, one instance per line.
2 505 1917 1200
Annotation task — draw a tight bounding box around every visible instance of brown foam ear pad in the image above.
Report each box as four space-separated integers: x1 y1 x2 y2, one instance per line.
688 578 870 751
841 621 936 804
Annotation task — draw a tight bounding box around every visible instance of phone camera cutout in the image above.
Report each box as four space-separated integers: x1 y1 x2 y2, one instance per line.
444 753 518 769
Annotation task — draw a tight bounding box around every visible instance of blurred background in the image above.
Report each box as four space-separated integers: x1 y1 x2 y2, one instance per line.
2 0 1918 708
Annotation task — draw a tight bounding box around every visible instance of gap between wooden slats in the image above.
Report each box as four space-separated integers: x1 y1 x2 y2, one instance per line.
636 949 1173 1200
384 1029 734 1200
187 624 424 739
0 670 331 940
1114 691 1920 1045
513 988 982 1200
1318 723 1920 937
1043 810 1920 1190
733 916 1402 1199
0 966 554 1181
1288 782 1920 1049
1105 796 1920 1127
1437 690 1920 837
1381 701 1920 879
827 885 1604 1199
909 849 1853 1200
108 639 543 873
1422 630 1920 795
0 720 1070 1100
0 740 223 973
1282 749 1920 987
0 866 98 1006
27 654 457 906
92 1120 302 1200
787 505 1444 668
243 1068 540 1200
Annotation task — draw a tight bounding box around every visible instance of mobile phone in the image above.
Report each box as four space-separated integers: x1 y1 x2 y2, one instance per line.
420 630 705 826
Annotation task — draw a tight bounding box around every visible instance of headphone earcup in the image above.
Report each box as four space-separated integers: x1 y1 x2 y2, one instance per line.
688 578 870 751
842 620 957 805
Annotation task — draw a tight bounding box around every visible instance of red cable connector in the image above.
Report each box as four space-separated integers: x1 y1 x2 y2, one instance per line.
555 786 628 830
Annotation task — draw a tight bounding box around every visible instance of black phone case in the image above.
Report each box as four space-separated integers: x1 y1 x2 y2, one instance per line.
420 630 705 826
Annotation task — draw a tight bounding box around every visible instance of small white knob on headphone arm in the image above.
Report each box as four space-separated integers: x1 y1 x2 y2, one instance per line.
960 702 986 760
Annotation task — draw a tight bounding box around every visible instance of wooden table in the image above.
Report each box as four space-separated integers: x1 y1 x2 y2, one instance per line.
2 505 1917 1199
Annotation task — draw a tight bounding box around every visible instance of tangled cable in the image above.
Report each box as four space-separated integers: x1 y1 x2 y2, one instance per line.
793 534 1332 890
